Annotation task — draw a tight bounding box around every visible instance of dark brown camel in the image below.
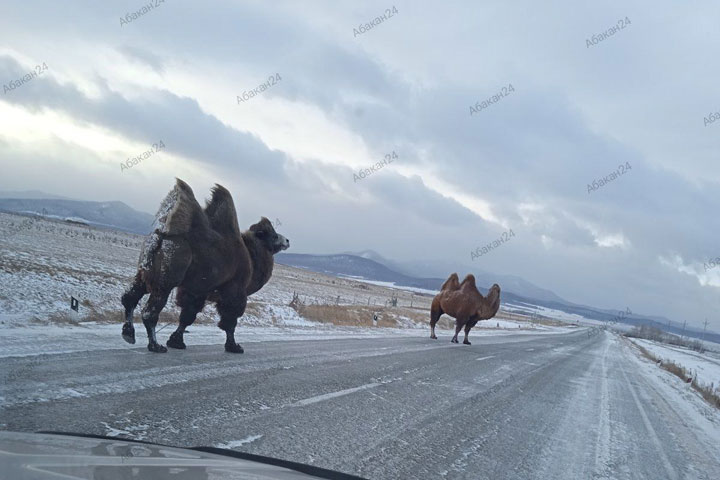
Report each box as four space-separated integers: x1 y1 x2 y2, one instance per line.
120 178 289 353
430 274 501 344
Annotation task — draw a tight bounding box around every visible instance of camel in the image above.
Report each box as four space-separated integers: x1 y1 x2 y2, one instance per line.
430 274 501 344
120 179 289 353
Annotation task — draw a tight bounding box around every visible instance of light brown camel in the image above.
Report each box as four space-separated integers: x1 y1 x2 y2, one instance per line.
430 274 501 344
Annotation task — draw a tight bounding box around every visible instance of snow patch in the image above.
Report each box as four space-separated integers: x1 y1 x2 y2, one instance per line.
340 277 439 295
215 435 263 449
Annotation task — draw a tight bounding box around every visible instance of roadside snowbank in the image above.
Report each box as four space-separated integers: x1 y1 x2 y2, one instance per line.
622 337 720 447
630 338 720 392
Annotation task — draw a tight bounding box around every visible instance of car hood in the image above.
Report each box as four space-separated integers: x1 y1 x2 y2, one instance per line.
0 431 364 479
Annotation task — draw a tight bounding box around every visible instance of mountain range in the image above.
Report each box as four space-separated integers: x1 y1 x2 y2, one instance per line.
0 194 154 234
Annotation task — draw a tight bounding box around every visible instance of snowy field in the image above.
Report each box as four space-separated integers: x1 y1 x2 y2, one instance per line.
629 338 720 395
0 211 433 324
0 212 576 349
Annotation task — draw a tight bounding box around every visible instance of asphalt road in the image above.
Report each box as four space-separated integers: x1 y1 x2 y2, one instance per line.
1 329 719 479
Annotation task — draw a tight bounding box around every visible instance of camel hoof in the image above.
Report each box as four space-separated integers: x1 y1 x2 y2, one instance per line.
122 323 135 344
147 341 167 353
430 335 437 340
225 342 244 354
451 338 458 344
167 331 186 349
463 339 471 345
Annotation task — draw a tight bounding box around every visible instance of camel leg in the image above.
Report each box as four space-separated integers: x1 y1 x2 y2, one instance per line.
167 288 205 349
134 237 191 352
120 271 147 344
140 288 171 353
463 323 473 345
218 300 246 353
430 298 442 339
217 282 247 353
451 320 464 343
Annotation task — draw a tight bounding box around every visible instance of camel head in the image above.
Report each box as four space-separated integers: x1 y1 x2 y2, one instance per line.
477 283 501 319
488 283 501 300
250 217 290 254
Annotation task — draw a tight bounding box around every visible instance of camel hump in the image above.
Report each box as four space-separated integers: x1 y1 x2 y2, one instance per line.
460 274 476 290
152 178 203 236
204 183 241 237
440 273 460 291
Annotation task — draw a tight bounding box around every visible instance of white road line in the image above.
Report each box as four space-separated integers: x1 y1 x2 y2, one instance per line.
620 365 678 480
594 338 611 476
289 383 382 407
476 356 495 361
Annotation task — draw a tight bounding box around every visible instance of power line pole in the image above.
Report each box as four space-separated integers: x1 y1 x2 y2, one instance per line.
701 318 709 342
682 320 687 339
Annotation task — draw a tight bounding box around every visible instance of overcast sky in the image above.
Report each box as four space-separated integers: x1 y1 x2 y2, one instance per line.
1 1 719 331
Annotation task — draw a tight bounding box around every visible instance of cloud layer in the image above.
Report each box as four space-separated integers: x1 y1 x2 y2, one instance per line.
1 0 718 330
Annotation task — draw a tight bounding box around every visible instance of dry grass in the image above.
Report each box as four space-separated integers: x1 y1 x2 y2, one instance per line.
632 341 656 362
497 310 567 327
290 302 436 329
630 340 720 409
290 301 555 331
662 360 690 381
694 379 720 409
295 304 390 327
42 310 81 326
58 303 221 327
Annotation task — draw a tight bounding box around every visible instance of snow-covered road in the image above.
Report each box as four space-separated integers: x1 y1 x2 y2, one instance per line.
1 329 719 479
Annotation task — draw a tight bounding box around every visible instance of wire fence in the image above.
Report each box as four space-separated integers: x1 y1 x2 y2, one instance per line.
289 291 428 309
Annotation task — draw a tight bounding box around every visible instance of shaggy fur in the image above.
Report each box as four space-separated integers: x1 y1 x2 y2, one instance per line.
121 178 289 353
204 183 241 238
164 179 199 235
430 274 501 344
